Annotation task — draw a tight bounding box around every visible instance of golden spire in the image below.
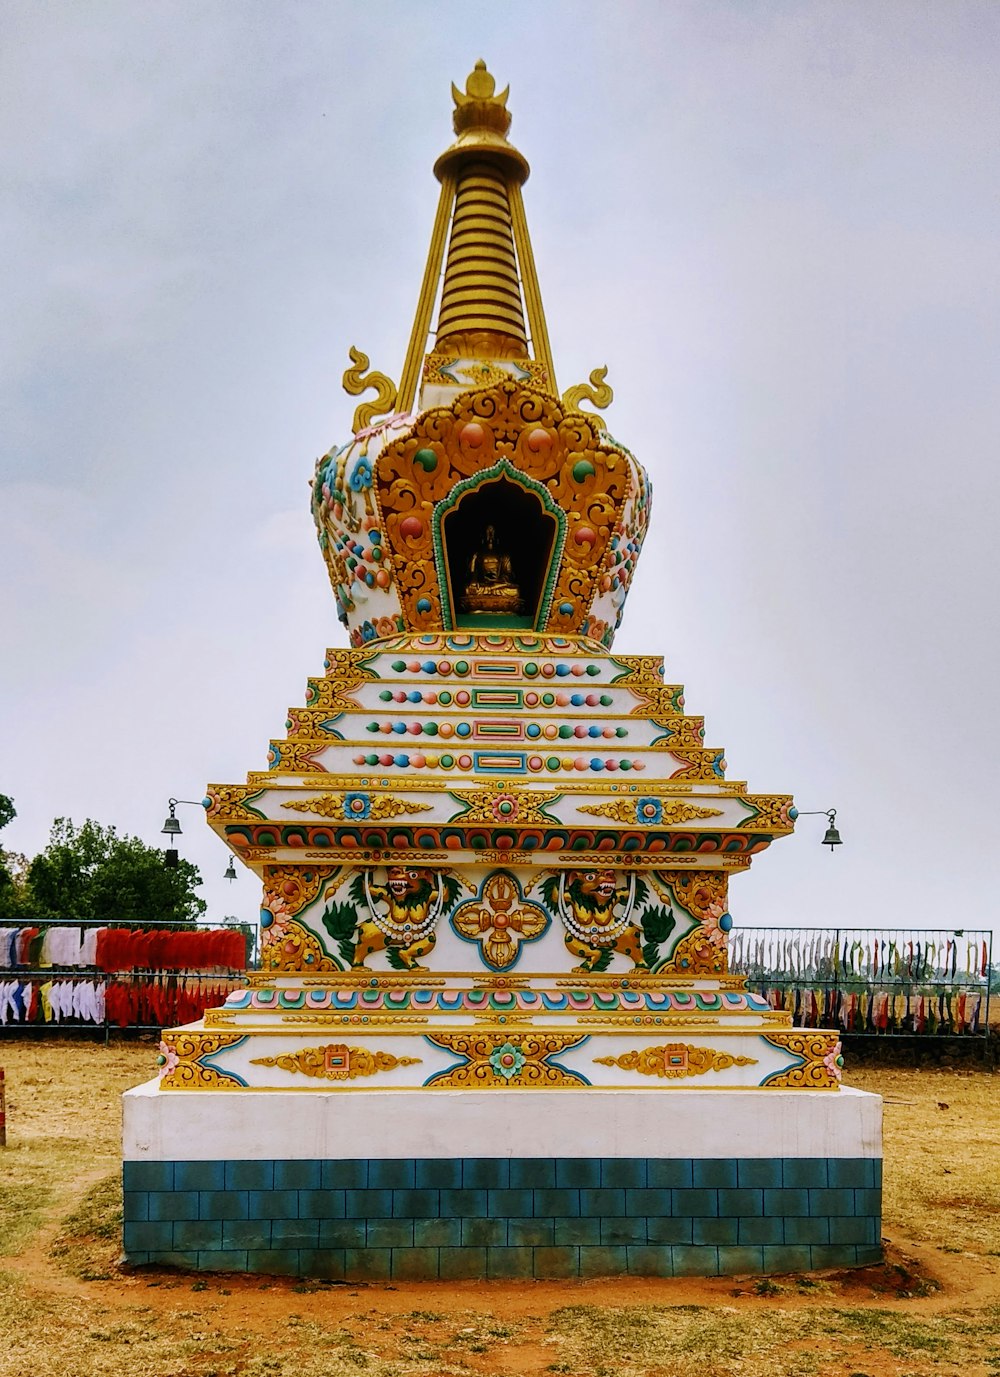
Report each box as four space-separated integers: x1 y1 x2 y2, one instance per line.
395 61 557 411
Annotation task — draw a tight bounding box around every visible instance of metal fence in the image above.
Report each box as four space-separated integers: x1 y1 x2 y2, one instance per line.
728 925 993 1037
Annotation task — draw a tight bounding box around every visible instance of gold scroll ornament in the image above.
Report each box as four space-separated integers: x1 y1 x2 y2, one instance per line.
342 346 398 433
594 1043 757 1079
427 1032 587 1088
250 1043 420 1081
159 1033 246 1090
578 800 722 825
283 794 432 821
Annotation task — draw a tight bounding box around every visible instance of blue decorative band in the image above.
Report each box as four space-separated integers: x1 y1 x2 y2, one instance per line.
123 1155 882 1279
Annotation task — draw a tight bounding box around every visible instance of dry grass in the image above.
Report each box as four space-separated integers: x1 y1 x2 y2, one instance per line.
0 1041 997 1377
848 1065 1000 1256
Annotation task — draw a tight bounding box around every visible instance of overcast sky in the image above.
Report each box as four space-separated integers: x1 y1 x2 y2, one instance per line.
2 2 998 943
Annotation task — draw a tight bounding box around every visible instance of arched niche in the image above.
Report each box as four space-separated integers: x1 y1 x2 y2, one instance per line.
436 469 562 630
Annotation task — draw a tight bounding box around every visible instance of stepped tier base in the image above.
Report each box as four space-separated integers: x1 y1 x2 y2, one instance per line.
122 1082 882 1279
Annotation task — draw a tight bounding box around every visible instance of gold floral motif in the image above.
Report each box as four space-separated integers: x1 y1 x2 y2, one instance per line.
664 872 729 920
285 708 348 736
427 1032 588 1087
594 1043 758 1078
451 870 549 970
578 799 722 825
668 748 726 782
304 677 371 712
423 354 548 389
650 717 705 747
628 685 685 715
738 795 796 831
262 864 338 918
342 346 398 433
204 785 266 822
659 927 727 976
260 920 342 974
605 654 667 687
159 1033 246 1090
448 779 561 825
250 1043 420 1080
268 739 329 774
761 1032 841 1090
283 794 432 821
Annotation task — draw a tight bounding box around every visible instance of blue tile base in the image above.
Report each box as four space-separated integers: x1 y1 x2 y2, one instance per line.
123 1156 882 1278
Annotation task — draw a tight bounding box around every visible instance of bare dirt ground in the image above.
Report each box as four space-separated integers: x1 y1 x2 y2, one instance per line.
0 1040 998 1377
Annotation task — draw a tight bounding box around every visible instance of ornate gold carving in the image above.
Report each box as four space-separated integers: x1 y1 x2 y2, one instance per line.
423 353 549 389
578 799 722 826
262 864 337 918
628 685 686 716
579 1015 720 1026
204 785 265 822
594 1043 758 1078
375 382 633 633
250 1043 420 1080
762 1032 841 1090
451 870 548 970
650 717 705 747
159 1033 246 1091
606 654 666 687
279 1012 429 1025
268 739 328 774
561 365 613 414
738 795 796 831
448 779 560 825
666 872 728 920
659 924 726 976
668 748 726 781
342 346 398 433
260 920 341 974
283 793 432 821
427 1032 587 1088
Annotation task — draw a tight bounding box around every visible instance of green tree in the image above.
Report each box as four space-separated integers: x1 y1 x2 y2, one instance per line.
27 818 205 922
0 793 30 919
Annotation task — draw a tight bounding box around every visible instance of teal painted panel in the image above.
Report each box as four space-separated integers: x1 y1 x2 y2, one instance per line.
533 1245 578 1278
225 1161 273 1191
601 1217 646 1246
124 1161 173 1192
392 1247 439 1280
173 1220 222 1251
488 1246 534 1279
121 1155 884 1280
438 1246 487 1280
414 1218 462 1247
148 1192 197 1222
175 1162 226 1191
199 1190 249 1221
692 1218 738 1246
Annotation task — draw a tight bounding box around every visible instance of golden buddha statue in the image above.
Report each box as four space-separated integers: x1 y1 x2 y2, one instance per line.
461 524 524 613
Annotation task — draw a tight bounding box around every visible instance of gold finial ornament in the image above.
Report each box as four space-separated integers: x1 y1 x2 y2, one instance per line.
395 60 558 412
562 366 614 416
450 59 512 138
342 346 398 433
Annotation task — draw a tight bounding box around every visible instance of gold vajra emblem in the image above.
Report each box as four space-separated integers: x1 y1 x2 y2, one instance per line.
594 1043 757 1079
451 870 549 970
250 1043 421 1081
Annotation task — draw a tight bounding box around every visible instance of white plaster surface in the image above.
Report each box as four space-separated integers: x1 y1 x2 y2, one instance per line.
124 1081 881 1162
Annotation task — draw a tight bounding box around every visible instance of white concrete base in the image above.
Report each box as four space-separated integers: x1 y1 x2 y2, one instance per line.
124 1080 881 1162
